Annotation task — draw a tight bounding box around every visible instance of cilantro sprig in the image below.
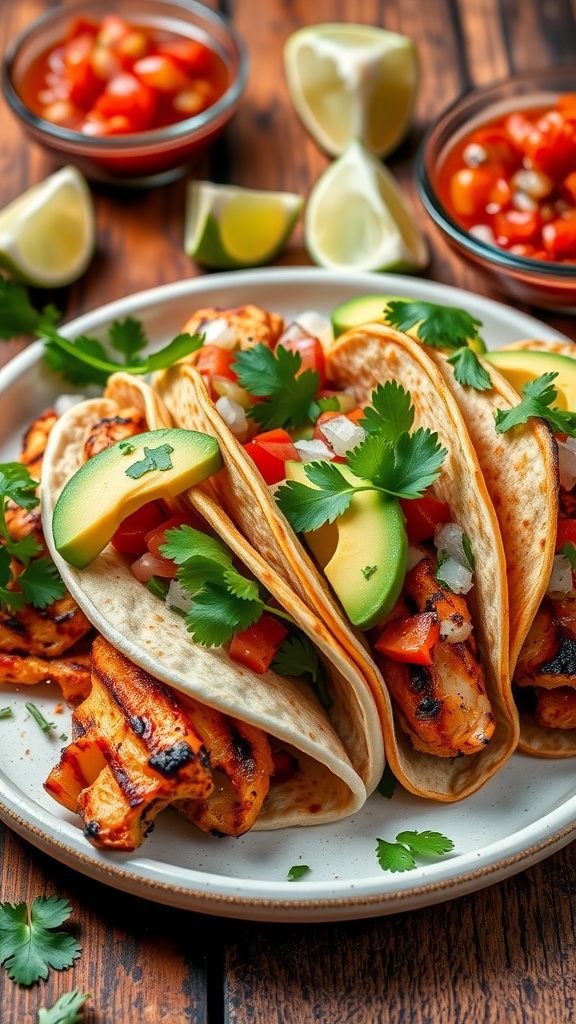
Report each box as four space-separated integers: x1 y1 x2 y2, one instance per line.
287 864 311 881
0 277 203 387
38 990 90 1024
383 298 491 391
376 830 454 873
0 463 65 611
275 382 447 534
495 372 576 436
0 896 81 986
232 342 320 430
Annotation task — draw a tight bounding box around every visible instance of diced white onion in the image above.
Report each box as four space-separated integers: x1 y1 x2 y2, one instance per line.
440 618 473 643
211 375 253 408
131 552 174 583
547 554 574 595
166 580 193 613
202 318 239 349
511 169 554 200
215 395 249 441
469 224 496 246
436 556 473 595
434 522 473 570
406 545 426 571
319 415 366 456
294 438 335 462
277 321 310 345
557 437 576 491
53 393 86 415
293 310 334 348
463 143 487 167
512 191 538 213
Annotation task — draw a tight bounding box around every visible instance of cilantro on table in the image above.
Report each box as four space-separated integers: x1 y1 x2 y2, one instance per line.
0 463 65 611
0 706 13 719
38 990 90 1024
383 299 491 391
0 277 203 387
0 896 81 985
495 372 576 436
376 763 398 799
232 342 321 430
287 864 311 881
376 830 454 873
275 382 447 534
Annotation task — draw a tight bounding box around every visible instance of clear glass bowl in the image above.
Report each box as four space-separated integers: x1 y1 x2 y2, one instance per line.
2 0 248 188
416 67 576 311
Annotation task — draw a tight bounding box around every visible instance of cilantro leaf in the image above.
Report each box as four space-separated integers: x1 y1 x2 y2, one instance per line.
0 463 39 510
232 343 320 430
272 633 333 708
223 567 261 602
124 444 174 479
376 839 416 872
348 428 446 499
384 299 484 351
0 547 24 611
145 333 203 373
359 381 414 438
495 372 576 436
0 278 59 339
447 347 492 390
161 525 232 568
560 543 576 570
38 990 90 1024
8 533 43 565
109 316 147 363
376 763 398 799
184 581 263 647
276 463 355 532
287 865 311 881
376 829 454 873
0 896 81 986
17 557 66 609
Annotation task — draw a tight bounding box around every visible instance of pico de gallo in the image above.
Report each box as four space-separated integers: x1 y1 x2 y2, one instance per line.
17 13 229 135
437 94 576 262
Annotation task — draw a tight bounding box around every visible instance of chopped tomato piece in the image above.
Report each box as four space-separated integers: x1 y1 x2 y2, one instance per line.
66 17 99 42
448 167 511 218
196 345 238 390
271 749 299 783
131 551 177 583
504 112 534 149
96 15 132 48
111 501 166 555
133 55 190 94
64 33 101 108
556 518 576 552
243 429 300 485
542 211 576 261
277 334 327 389
374 612 441 666
228 614 289 674
524 112 576 179
156 38 215 76
494 209 541 246
467 125 520 169
91 72 157 131
145 512 204 558
400 495 451 544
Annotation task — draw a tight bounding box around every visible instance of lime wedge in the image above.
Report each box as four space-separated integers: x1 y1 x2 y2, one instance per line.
284 24 418 157
0 166 95 287
185 181 303 269
304 140 428 272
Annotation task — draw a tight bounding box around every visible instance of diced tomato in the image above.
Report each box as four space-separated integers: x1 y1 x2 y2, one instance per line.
466 125 520 169
228 613 288 674
63 33 101 108
399 495 451 544
91 72 157 131
145 512 204 558
277 334 327 389
504 112 534 149
111 501 166 555
131 551 177 583
449 167 511 218
374 611 441 666
243 428 300 485
271 749 299 783
66 17 99 42
196 346 239 394
523 112 576 179
556 518 576 552
494 209 541 246
564 171 576 205
542 211 576 261
156 38 215 77
133 55 190 94
96 15 132 48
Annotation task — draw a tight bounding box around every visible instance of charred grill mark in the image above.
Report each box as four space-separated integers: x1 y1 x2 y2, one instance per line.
129 715 149 737
404 593 419 616
540 635 576 677
410 665 431 694
425 591 449 614
415 696 443 719
229 727 256 775
52 610 76 625
148 740 195 777
84 821 100 838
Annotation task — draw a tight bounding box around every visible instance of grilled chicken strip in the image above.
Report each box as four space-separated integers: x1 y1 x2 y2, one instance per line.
515 596 576 690
375 556 495 757
0 644 91 702
533 686 576 729
181 304 285 351
0 588 92 658
20 409 59 479
82 406 146 461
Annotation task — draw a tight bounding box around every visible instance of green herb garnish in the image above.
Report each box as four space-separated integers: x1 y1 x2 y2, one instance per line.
0 463 65 611
560 543 576 570
287 865 311 881
495 373 576 436
25 702 54 734
232 342 320 430
125 443 174 480
376 830 454 872
272 633 333 709
361 565 378 580
0 707 13 719
376 763 398 799
38 990 90 1024
0 896 81 985
447 346 491 390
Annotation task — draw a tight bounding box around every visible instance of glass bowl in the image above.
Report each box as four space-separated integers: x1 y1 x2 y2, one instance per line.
416 67 576 311
2 0 248 188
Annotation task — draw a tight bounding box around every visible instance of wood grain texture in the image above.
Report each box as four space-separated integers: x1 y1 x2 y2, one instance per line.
1 0 576 1021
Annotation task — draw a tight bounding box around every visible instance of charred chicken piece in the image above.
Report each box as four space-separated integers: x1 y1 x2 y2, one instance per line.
20 409 59 479
0 580 92 657
515 596 576 692
181 304 285 351
375 556 495 757
533 686 576 729
82 406 146 462
0 641 92 703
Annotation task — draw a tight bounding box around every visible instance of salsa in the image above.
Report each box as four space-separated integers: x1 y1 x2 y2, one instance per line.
18 13 229 136
437 94 576 263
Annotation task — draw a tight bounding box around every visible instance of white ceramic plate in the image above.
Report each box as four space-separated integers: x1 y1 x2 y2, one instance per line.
1 267 575 923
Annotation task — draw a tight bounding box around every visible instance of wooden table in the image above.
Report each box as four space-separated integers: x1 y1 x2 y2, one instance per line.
2 1 576 1021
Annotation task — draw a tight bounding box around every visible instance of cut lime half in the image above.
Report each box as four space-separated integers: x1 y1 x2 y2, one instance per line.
185 182 303 269
284 24 418 158
0 166 95 287
305 140 428 273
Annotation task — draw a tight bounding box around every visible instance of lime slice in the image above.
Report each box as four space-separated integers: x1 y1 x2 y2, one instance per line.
284 24 418 158
304 140 428 272
185 181 303 269
0 166 95 287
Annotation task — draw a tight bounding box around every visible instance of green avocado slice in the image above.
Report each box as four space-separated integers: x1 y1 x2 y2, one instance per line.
485 348 576 412
52 427 222 569
284 460 407 630
330 294 487 353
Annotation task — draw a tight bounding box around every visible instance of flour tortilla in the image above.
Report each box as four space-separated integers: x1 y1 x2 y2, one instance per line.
41 376 373 829
154 326 518 799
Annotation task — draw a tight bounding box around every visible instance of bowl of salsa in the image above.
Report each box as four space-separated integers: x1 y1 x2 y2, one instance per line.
417 68 576 310
2 0 248 187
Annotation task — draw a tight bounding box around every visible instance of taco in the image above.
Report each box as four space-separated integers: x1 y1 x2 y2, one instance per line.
40 372 384 850
153 307 518 800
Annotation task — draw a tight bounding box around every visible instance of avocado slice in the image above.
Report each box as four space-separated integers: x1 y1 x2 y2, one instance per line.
485 349 576 411
331 294 487 353
53 427 222 569
284 460 407 631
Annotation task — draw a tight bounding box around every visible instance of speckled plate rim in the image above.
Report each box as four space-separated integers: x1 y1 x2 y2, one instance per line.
1 266 574 923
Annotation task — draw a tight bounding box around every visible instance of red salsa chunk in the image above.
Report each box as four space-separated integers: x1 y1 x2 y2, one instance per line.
18 13 229 135
437 94 576 263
